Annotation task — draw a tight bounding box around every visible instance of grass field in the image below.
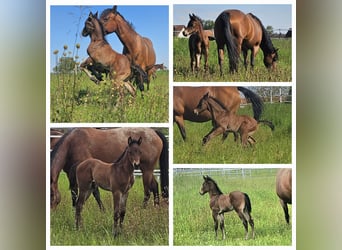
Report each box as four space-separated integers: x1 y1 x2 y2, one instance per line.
173 103 292 164
173 37 292 82
50 173 169 246
173 168 292 246
50 70 169 123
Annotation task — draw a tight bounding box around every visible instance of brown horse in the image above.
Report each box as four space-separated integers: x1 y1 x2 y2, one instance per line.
100 6 156 90
50 129 64 151
199 175 255 240
214 9 279 74
194 92 274 146
82 11 147 97
276 168 292 224
173 86 264 141
75 136 142 237
182 14 215 73
50 127 168 210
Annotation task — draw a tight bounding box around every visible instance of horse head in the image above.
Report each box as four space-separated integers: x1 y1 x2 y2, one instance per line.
100 5 120 34
194 92 210 115
82 11 99 37
183 13 203 37
263 48 279 70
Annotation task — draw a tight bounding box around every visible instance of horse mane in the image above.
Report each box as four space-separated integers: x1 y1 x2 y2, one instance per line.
100 8 136 31
50 128 74 166
192 14 204 26
113 138 140 164
206 176 223 195
208 95 229 111
248 13 277 55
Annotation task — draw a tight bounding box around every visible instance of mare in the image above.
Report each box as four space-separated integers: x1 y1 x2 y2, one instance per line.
194 92 274 146
276 168 292 224
214 9 279 74
182 14 215 73
50 127 168 210
75 136 142 237
100 6 156 90
82 11 147 97
199 175 255 240
173 86 264 141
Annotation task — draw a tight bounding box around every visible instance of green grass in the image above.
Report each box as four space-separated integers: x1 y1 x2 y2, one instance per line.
173 38 292 82
50 173 169 246
173 103 292 164
173 169 292 246
50 70 169 123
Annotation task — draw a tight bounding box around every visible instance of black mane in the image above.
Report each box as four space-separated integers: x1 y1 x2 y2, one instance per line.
206 176 224 195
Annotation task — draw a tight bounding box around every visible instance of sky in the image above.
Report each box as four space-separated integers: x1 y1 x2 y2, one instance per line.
173 4 292 33
49 5 169 72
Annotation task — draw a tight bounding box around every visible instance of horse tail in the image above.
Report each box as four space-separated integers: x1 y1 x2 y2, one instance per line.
243 193 252 213
130 64 148 91
219 12 239 72
237 87 264 121
258 120 275 131
154 129 169 199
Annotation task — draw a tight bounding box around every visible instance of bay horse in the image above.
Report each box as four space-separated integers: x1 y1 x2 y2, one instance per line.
75 136 142 237
199 175 255 240
99 5 156 90
194 92 274 146
182 14 215 73
173 86 264 141
50 127 168 210
276 168 292 224
214 9 279 74
82 11 147 97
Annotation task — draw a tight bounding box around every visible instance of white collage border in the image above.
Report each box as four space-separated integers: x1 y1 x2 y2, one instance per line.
46 0 296 249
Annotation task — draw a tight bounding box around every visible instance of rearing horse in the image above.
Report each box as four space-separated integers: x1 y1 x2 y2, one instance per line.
214 9 278 74
182 14 215 73
100 5 156 90
82 11 147 96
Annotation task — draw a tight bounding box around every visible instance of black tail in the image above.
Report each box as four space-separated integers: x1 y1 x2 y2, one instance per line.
237 87 264 121
220 12 240 72
154 129 169 199
258 120 275 131
131 64 148 92
244 193 252 213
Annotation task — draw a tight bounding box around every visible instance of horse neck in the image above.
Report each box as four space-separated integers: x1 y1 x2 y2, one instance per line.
113 148 134 173
113 15 139 50
89 22 106 43
206 97 228 120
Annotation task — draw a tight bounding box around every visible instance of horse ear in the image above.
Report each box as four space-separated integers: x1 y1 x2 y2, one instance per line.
113 5 118 13
138 136 142 145
204 92 210 98
94 11 98 18
128 136 133 145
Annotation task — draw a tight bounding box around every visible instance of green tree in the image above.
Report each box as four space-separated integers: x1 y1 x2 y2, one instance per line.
203 19 214 30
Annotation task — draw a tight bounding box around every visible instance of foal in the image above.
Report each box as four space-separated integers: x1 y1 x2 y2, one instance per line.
183 14 215 73
82 11 146 97
199 175 255 240
194 92 274 146
75 136 142 237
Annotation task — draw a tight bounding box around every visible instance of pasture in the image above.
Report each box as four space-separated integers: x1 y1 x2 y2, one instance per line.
50 172 169 246
173 168 292 246
50 70 169 123
173 37 292 82
173 103 292 164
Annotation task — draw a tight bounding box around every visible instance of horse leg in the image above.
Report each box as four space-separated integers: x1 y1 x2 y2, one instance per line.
174 116 186 140
204 46 209 72
212 211 219 239
81 67 101 84
75 188 92 230
217 46 225 76
141 171 158 208
218 213 225 240
280 199 290 224
242 49 248 69
92 183 105 212
242 209 255 239
202 127 225 145
238 211 249 240
119 191 129 229
112 191 122 237
150 175 160 206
